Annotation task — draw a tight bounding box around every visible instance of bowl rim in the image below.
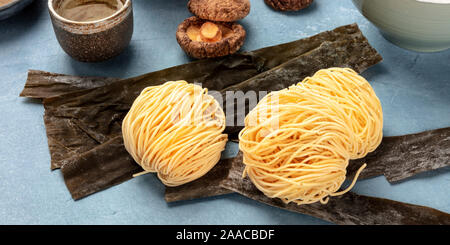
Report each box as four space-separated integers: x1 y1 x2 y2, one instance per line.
415 0 450 5
0 0 22 11
48 0 130 24
353 0 450 6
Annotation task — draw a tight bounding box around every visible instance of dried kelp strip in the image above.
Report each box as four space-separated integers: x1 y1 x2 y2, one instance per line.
218 152 450 225
21 24 367 101
79 124 450 202
22 24 383 199
165 157 234 202
221 39 382 136
43 114 105 170
165 158 233 202
20 70 120 99
166 38 381 202
61 136 142 200
165 128 450 203
53 36 380 198
348 127 450 183
33 24 381 171
43 97 130 169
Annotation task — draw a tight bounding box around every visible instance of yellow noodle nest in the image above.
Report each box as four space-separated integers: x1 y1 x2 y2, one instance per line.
239 68 383 205
302 68 383 158
122 81 228 187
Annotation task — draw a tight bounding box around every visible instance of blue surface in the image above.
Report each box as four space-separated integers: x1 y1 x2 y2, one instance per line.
0 0 449 225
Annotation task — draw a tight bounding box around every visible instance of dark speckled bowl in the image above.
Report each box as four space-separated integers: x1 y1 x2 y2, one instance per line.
0 0 34 21
48 0 133 62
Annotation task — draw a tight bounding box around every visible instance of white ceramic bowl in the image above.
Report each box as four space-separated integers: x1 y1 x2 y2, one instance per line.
352 0 450 52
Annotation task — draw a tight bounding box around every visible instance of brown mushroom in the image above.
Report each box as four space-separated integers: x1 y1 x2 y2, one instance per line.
176 16 246 59
265 0 314 11
188 0 251 22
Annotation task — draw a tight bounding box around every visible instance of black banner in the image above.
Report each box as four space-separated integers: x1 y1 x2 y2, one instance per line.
0 225 448 243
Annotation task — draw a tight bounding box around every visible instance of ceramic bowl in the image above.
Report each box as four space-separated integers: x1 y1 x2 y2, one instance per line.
0 0 34 21
352 0 450 52
48 0 133 62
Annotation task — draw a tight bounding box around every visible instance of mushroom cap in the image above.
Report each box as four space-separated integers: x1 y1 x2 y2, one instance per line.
264 0 314 11
176 16 246 59
188 0 251 22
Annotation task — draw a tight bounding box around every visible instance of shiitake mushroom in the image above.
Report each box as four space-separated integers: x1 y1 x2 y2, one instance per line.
176 16 246 59
188 0 251 22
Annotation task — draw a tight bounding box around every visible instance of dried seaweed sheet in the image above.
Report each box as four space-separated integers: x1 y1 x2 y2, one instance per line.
218 152 450 225
167 131 450 224
40 37 381 170
20 70 120 99
33 23 378 171
19 24 385 200
61 136 141 200
347 127 450 182
49 36 380 199
18 26 450 224
22 24 369 100
165 156 234 202
165 127 450 202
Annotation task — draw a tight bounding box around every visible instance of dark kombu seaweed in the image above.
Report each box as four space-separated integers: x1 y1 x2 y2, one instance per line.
22 24 372 100
24 24 382 171
217 152 450 225
347 127 450 182
20 24 450 224
20 70 120 99
166 127 450 206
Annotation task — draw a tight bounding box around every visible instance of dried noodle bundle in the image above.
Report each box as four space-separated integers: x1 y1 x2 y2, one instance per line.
239 68 383 205
122 81 228 186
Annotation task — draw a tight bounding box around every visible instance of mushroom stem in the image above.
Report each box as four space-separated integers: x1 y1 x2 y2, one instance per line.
200 22 222 42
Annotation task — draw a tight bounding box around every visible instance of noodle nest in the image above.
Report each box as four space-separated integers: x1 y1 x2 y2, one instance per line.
239 68 383 205
122 81 228 187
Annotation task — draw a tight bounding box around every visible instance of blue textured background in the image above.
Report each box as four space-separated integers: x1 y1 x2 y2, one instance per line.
0 0 449 225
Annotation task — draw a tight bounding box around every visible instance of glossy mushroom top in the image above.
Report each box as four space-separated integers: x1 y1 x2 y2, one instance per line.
188 0 250 22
